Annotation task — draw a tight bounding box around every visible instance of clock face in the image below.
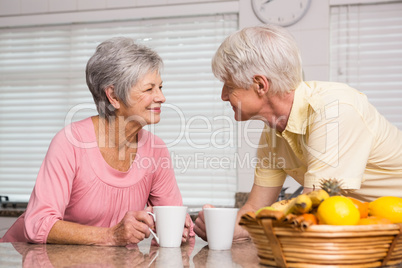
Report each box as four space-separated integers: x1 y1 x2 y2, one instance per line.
251 0 312 27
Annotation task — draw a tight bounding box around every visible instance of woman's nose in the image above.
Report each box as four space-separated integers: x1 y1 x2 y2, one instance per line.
155 89 166 103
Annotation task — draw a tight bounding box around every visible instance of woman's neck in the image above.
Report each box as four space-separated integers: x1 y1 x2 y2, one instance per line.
94 115 142 150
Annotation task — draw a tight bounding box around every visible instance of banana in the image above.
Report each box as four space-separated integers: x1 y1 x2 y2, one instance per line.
282 199 298 215
270 198 296 214
307 189 330 208
256 206 276 215
293 194 313 214
268 193 315 216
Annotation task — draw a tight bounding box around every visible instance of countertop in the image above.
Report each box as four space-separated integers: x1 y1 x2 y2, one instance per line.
0 236 266 268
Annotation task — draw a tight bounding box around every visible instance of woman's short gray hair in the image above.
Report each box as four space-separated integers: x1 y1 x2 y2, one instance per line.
211 24 302 94
86 37 163 117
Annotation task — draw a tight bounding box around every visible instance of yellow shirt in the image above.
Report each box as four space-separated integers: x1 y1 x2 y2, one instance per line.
255 81 402 201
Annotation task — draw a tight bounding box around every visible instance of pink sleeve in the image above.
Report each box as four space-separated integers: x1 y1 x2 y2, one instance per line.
146 139 183 207
24 129 77 243
144 135 195 236
146 143 195 236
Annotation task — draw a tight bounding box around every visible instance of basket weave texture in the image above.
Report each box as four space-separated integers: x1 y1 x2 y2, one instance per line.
239 212 402 268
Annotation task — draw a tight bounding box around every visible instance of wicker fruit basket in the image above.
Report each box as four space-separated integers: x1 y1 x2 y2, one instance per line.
239 211 402 268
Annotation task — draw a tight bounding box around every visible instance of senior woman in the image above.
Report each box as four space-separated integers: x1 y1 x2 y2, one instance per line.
1 37 193 246
194 24 402 242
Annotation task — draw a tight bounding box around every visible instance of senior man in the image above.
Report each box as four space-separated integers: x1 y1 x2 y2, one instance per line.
194 24 402 242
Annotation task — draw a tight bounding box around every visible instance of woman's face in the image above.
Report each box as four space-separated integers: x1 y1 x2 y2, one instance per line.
221 80 262 121
117 70 165 126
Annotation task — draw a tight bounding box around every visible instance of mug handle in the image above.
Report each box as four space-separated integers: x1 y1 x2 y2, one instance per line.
146 212 159 244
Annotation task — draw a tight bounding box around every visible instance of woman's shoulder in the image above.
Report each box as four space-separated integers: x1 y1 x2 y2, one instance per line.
53 117 96 149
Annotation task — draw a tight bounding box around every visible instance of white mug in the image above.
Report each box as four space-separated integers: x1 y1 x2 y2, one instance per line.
204 207 238 250
147 206 187 247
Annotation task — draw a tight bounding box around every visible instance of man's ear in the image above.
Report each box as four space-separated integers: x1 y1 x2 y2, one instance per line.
253 75 269 96
105 86 120 109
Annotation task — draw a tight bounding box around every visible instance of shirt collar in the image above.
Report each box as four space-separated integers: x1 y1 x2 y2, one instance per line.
283 82 314 135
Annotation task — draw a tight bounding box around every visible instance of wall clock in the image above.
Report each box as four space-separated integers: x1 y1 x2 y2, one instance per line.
251 0 312 27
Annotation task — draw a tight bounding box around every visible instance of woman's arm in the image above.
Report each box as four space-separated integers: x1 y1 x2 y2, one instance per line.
146 135 193 242
47 209 154 246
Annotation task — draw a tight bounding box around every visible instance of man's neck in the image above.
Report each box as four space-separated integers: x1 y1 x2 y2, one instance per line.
260 90 295 133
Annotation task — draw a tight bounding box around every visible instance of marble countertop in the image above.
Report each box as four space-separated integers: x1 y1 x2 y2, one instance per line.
0 236 266 268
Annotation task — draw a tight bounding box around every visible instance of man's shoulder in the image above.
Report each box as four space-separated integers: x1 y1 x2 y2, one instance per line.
305 81 362 97
302 81 366 108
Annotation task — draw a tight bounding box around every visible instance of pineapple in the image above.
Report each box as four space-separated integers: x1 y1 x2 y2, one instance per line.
319 178 343 196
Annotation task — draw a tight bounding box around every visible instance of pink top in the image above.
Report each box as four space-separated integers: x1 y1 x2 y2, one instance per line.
1 117 184 243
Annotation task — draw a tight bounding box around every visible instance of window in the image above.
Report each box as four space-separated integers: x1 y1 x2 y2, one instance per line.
0 14 238 206
330 2 402 129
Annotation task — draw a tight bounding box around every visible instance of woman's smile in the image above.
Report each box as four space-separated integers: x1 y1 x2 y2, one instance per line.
148 107 161 113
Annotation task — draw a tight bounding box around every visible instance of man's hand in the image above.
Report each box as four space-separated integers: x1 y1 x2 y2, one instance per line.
194 204 251 242
193 204 213 241
194 185 284 242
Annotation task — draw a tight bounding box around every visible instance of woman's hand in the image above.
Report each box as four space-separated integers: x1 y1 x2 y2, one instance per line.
109 207 155 246
182 213 193 243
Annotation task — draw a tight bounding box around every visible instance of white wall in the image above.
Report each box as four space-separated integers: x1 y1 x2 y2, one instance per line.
0 0 329 194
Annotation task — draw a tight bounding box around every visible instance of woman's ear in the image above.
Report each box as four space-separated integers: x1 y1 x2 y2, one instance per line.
253 75 269 96
105 86 120 109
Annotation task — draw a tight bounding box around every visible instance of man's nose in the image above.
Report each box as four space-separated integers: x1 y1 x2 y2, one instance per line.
221 87 229 101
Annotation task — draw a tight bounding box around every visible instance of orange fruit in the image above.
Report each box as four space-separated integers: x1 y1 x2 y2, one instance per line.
369 196 402 223
301 213 318 225
357 216 392 225
317 196 360 225
348 197 369 218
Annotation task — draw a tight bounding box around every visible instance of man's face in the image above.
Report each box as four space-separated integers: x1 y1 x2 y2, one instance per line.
221 80 262 121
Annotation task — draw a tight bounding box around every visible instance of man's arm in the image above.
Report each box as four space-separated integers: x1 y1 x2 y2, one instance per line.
233 184 282 241
194 184 282 242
